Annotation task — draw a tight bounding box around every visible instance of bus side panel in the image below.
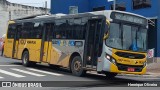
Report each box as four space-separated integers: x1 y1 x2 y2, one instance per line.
49 40 84 68
17 39 42 62
13 41 20 59
49 47 62 65
46 42 52 63
4 39 14 58
42 41 50 62
28 39 42 62
17 45 23 59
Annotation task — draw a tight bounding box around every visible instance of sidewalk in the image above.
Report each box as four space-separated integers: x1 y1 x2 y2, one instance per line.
146 59 160 77
119 58 160 78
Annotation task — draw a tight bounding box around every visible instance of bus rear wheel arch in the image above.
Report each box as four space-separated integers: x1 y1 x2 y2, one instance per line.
70 56 86 77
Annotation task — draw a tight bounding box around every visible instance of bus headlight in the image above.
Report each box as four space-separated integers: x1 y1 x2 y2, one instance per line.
106 55 111 60
105 53 116 65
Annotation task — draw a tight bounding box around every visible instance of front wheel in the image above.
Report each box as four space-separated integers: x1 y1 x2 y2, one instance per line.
71 56 86 77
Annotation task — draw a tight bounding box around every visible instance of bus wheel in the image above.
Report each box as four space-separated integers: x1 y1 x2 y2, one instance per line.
104 72 117 79
22 51 30 67
71 56 86 77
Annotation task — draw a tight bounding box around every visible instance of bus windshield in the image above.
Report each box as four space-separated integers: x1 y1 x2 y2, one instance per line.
106 23 147 52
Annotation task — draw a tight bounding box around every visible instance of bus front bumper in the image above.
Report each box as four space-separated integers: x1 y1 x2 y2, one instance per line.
103 63 147 75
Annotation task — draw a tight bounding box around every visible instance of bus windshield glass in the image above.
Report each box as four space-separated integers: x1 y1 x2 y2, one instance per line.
106 23 147 52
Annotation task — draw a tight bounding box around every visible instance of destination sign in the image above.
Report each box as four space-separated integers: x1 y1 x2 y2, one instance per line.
111 12 147 25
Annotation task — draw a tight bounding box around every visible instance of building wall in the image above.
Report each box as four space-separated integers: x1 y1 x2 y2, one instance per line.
0 0 49 37
51 0 89 14
88 0 110 11
157 0 160 57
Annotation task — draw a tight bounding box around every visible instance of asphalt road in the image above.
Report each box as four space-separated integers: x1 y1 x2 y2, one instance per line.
0 56 160 89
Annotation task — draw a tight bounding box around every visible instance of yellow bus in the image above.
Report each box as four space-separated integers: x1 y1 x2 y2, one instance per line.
4 10 148 78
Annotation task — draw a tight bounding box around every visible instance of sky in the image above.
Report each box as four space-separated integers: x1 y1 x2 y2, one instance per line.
7 0 51 8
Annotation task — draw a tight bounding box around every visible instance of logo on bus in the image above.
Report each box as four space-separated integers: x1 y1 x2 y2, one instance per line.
19 39 26 45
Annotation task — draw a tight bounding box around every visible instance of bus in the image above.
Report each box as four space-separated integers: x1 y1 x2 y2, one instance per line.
4 10 148 78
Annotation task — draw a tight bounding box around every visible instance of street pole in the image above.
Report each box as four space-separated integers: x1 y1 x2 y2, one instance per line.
113 0 116 10
45 1 47 15
9 11 11 20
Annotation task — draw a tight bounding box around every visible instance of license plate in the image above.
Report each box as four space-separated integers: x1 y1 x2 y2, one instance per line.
127 67 135 72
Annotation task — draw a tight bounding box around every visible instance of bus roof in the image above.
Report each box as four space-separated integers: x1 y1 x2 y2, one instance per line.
12 10 147 23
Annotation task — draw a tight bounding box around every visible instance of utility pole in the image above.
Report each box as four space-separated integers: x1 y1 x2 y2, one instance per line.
9 11 11 20
113 0 116 10
45 1 47 15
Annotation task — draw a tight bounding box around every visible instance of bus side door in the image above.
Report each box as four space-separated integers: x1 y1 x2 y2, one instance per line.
12 25 21 58
4 24 16 58
84 17 105 69
41 23 53 62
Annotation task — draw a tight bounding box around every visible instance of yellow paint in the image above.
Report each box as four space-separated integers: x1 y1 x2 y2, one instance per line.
4 21 15 58
48 45 70 68
46 42 52 63
106 19 110 26
109 48 147 74
8 21 15 24
112 49 146 66
103 19 110 40
42 41 50 62
110 63 146 74
13 41 19 58
61 56 70 68
4 39 14 58
4 21 74 69
49 47 61 65
5 38 42 62
110 63 119 72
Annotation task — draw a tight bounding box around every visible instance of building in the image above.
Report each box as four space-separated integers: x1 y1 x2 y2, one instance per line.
51 0 160 57
0 0 50 37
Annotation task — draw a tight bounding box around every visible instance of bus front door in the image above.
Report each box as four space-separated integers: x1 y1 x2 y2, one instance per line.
84 18 104 69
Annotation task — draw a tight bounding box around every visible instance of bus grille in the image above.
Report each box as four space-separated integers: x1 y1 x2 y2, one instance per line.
117 63 143 72
115 52 145 59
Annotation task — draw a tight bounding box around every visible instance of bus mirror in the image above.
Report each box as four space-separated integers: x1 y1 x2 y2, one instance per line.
103 33 109 40
104 20 110 40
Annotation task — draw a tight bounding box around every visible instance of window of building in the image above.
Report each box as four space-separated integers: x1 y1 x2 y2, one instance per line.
110 3 126 11
133 0 151 9
69 6 78 14
93 6 105 11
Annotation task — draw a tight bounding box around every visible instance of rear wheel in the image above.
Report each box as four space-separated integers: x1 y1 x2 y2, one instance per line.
22 51 31 67
104 72 117 79
71 56 86 77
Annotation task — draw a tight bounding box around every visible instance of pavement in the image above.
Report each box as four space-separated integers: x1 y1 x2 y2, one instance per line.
146 58 160 77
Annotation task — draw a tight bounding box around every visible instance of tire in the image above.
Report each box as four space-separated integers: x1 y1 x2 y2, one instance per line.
71 56 86 77
22 51 30 67
104 72 117 79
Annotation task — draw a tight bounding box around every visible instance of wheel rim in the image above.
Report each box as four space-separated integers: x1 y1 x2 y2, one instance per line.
74 60 81 72
23 54 27 64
